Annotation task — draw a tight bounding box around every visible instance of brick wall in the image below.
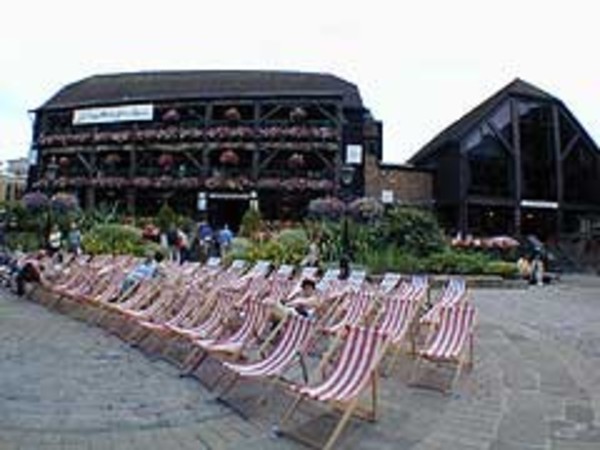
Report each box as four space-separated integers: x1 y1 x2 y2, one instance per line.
363 152 433 205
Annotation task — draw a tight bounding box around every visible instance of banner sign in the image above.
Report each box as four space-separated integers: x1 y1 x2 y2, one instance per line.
73 104 153 125
520 200 559 209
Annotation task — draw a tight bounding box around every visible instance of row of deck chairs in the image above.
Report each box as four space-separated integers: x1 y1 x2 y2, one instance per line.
29 254 477 450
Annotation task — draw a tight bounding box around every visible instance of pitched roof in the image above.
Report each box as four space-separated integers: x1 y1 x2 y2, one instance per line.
38 70 364 110
408 78 557 164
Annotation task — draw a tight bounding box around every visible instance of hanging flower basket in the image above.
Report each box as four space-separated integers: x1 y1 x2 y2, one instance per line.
21 191 50 212
307 196 346 220
219 149 240 166
104 153 121 165
162 108 180 122
158 153 174 169
287 152 306 169
348 197 384 222
58 156 70 167
224 107 241 122
51 192 79 213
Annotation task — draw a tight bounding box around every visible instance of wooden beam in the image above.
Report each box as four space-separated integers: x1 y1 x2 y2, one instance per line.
485 119 514 156
561 134 579 162
183 151 203 171
510 98 522 237
258 148 281 172
552 104 563 236
76 153 94 175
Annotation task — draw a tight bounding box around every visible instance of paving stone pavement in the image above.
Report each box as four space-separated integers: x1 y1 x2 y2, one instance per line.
0 274 599 449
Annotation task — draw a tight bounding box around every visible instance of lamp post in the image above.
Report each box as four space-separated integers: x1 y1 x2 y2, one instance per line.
339 165 355 279
44 157 59 248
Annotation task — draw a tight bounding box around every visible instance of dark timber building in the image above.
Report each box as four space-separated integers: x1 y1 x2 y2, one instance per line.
409 78 600 242
30 70 382 229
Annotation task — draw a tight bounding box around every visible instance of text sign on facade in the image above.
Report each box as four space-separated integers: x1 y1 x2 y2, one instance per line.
381 189 394 204
520 200 559 209
345 144 363 164
73 104 154 125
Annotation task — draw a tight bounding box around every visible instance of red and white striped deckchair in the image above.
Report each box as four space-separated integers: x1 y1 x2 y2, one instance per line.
378 272 402 295
376 297 420 372
412 302 477 393
216 314 315 396
278 325 389 450
285 266 319 299
181 301 270 374
420 277 467 327
323 290 375 335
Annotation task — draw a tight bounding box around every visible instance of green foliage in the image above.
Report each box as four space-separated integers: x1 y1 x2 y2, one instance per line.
423 250 491 274
155 203 177 232
360 246 425 274
226 227 308 266
239 207 263 238
4 231 42 252
483 260 519 278
382 207 446 257
81 223 153 256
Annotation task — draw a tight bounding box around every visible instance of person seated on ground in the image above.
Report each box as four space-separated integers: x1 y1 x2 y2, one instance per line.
113 251 165 301
517 255 532 280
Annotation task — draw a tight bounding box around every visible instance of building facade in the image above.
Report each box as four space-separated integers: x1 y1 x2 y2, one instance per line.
409 79 600 242
0 158 28 204
31 71 382 229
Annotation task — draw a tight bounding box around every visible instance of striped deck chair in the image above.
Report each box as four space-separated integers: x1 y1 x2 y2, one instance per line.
378 272 402 295
411 302 477 394
278 325 389 450
181 301 270 375
376 297 420 372
285 266 320 299
323 290 375 335
216 315 315 397
346 269 367 292
420 277 467 327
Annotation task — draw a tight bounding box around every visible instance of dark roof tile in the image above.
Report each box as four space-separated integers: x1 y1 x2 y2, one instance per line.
38 70 363 110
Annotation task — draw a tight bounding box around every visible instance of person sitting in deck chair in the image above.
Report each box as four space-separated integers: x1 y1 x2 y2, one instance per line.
114 251 164 299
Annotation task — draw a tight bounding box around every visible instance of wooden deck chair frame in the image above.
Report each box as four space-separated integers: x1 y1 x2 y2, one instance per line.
278 325 389 450
411 302 476 394
214 314 315 401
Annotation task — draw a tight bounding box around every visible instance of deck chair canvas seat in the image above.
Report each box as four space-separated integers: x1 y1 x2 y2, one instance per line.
278 325 389 450
214 314 315 399
412 303 477 394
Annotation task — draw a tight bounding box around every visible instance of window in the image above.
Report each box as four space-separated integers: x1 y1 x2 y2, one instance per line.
518 100 557 200
464 124 512 197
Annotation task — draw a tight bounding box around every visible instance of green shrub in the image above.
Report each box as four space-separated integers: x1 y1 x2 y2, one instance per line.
382 207 446 257
423 250 491 274
5 231 42 252
483 260 519 278
239 208 263 238
155 203 177 232
82 224 149 256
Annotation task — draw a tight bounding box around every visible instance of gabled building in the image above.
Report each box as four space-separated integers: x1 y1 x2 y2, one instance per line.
30 70 383 229
409 78 600 242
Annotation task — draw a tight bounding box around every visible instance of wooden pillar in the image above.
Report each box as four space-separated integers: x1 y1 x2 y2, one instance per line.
252 101 260 181
458 147 469 236
334 102 343 195
85 186 96 211
552 104 563 238
511 98 522 237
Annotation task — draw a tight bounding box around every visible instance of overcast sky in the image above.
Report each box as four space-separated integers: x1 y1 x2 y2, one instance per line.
1 0 598 165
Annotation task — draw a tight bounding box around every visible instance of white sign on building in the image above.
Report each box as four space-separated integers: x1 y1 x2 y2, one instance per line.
73 104 154 125
345 144 363 164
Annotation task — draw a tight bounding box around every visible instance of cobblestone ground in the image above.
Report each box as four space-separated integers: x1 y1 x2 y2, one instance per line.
1 275 599 449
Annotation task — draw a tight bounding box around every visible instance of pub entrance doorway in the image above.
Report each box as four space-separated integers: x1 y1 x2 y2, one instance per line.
208 193 250 233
